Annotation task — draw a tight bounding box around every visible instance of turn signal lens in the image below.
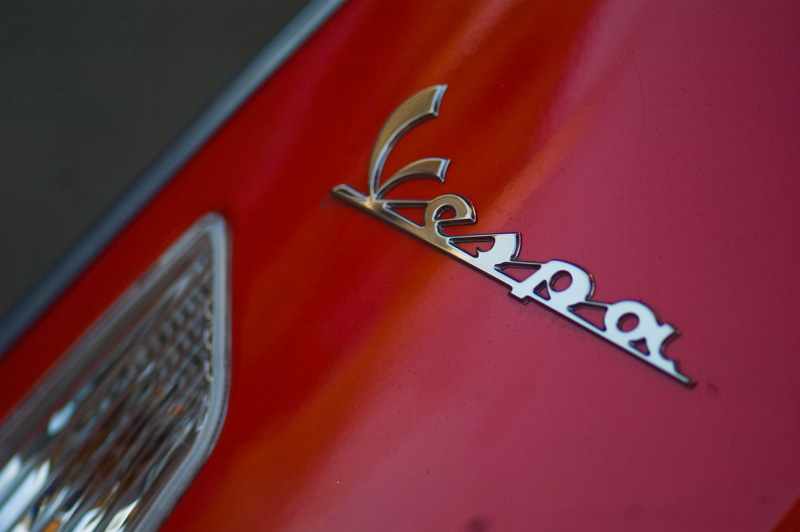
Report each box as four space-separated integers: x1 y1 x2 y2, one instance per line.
0 214 230 532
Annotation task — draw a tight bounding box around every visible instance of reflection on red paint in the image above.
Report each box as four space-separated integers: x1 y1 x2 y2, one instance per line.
2 0 800 530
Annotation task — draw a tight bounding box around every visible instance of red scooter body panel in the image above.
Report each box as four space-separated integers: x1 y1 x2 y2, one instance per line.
2 0 799 530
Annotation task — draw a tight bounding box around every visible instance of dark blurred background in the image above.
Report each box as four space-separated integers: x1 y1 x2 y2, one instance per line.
0 1 310 319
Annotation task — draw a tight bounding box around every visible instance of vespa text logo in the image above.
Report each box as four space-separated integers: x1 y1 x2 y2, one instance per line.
332 85 693 387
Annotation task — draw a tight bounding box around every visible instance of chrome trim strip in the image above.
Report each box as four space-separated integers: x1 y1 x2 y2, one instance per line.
0 0 347 356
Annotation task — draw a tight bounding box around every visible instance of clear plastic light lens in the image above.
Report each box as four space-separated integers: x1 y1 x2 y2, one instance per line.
0 214 230 532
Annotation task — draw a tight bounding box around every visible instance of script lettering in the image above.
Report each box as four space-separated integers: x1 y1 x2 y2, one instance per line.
510 260 594 313
331 85 693 387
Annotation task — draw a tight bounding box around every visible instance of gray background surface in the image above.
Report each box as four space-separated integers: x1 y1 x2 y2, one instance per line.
0 1 309 319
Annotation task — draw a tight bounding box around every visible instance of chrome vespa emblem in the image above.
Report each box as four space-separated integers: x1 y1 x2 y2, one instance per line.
332 85 694 387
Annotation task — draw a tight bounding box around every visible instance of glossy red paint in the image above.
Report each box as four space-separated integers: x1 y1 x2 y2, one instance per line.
2 0 800 530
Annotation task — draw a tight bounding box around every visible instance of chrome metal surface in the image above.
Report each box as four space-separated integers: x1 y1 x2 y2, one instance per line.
0 214 230 531
333 87 693 386
368 85 449 199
